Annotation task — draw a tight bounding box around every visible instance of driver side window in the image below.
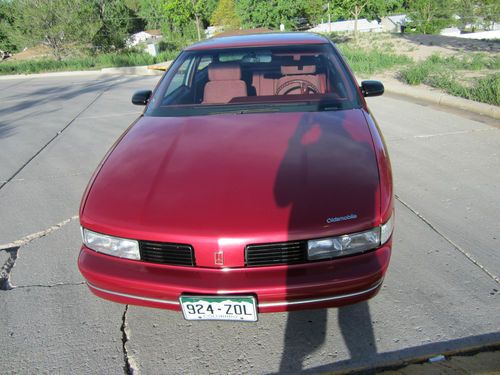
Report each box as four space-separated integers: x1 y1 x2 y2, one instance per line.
165 57 195 98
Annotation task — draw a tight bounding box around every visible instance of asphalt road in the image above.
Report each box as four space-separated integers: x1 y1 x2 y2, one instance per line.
0 74 499 374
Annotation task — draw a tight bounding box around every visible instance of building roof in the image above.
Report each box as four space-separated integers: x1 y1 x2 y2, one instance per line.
308 19 381 33
384 14 408 25
144 29 162 36
185 32 329 51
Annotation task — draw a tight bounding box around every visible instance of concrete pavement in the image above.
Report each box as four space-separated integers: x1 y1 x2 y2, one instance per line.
0 75 498 374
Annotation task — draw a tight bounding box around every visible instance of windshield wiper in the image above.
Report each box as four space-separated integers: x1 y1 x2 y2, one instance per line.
206 106 282 115
237 107 281 114
318 102 345 111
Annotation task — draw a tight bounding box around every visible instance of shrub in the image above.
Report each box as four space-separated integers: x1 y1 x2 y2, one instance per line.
338 45 412 75
0 51 179 75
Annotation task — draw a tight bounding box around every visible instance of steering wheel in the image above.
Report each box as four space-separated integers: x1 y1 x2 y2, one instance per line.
276 79 320 95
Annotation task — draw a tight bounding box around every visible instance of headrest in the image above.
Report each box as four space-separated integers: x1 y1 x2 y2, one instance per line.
208 62 242 81
281 65 316 75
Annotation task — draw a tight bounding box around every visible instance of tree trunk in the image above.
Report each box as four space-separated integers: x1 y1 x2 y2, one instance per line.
194 13 202 41
190 0 202 41
46 36 61 60
354 5 360 44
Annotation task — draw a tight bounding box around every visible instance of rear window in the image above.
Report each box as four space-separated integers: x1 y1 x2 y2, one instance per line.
146 44 362 117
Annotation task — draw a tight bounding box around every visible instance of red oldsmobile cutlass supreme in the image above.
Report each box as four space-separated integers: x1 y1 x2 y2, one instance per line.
78 33 394 321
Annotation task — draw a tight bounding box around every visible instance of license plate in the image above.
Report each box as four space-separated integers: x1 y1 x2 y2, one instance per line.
179 296 258 322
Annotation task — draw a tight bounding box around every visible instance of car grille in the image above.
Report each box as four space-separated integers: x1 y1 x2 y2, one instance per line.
245 241 308 267
139 241 195 266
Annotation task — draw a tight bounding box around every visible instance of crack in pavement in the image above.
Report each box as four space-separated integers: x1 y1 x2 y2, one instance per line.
0 216 79 290
0 78 34 91
0 80 118 191
0 247 19 290
121 305 139 375
0 215 79 250
396 195 499 284
386 128 496 142
78 111 141 120
0 171 87 184
9 281 86 290
356 342 500 374
412 128 496 139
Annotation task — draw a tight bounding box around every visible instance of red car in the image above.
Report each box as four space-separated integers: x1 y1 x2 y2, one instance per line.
78 33 393 321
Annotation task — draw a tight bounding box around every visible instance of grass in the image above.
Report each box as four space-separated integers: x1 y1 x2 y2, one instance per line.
0 50 179 75
330 31 499 105
337 44 412 75
400 53 500 85
400 53 500 105
431 73 500 106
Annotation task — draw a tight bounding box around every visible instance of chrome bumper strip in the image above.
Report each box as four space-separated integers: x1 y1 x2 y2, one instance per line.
258 278 384 308
87 282 180 306
88 278 383 309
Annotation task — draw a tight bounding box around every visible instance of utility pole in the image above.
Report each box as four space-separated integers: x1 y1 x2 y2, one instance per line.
328 2 331 33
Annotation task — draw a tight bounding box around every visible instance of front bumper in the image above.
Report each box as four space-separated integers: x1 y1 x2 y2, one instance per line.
78 242 391 313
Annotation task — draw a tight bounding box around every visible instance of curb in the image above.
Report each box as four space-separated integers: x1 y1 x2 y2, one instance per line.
0 65 163 80
101 66 163 76
365 77 499 120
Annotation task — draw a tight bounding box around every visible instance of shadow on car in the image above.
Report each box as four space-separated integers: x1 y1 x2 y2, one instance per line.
275 111 380 373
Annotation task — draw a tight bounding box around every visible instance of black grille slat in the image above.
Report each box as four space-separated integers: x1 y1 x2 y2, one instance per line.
140 251 192 258
248 243 302 249
249 247 303 253
247 252 304 260
248 249 303 253
249 256 305 263
249 254 305 260
246 241 307 267
140 255 192 261
139 241 195 266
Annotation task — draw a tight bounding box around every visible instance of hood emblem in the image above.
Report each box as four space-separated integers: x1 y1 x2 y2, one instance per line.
326 213 358 224
214 251 224 265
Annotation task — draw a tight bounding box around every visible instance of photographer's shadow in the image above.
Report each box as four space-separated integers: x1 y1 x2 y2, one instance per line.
278 302 377 374
274 112 379 373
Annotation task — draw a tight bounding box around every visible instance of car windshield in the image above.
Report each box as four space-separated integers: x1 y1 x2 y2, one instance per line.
145 43 362 117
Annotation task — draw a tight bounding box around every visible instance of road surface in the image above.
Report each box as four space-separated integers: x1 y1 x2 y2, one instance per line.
0 74 498 374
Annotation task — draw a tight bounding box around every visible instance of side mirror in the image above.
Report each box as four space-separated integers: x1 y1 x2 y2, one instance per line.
360 81 384 97
132 90 152 105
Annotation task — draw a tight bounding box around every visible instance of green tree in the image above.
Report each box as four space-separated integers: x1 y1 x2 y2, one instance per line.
481 0 500 29
162 0 214 41
455 0 478 30
138 0 165 29
303 0 324 26
406 0 455 34
0 1 17 51
236 0 316 30
457 0 500 31
9 0 99 59
364 0 404 19
336 0 370 42
211 0 240 29
92 0 138 51
235 0 272 28
328 0 403 25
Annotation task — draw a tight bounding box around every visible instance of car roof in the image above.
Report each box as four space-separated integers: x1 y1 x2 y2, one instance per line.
184 32 329 51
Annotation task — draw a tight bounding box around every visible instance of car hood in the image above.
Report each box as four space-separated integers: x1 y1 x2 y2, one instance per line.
82 110 381 267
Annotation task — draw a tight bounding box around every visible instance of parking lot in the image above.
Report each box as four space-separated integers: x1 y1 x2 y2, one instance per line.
0 74 499 374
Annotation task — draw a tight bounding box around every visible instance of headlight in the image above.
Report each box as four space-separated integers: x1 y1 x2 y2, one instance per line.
307 228 380 260
380 213 394 245
307 213 394 261
82 228 140 260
